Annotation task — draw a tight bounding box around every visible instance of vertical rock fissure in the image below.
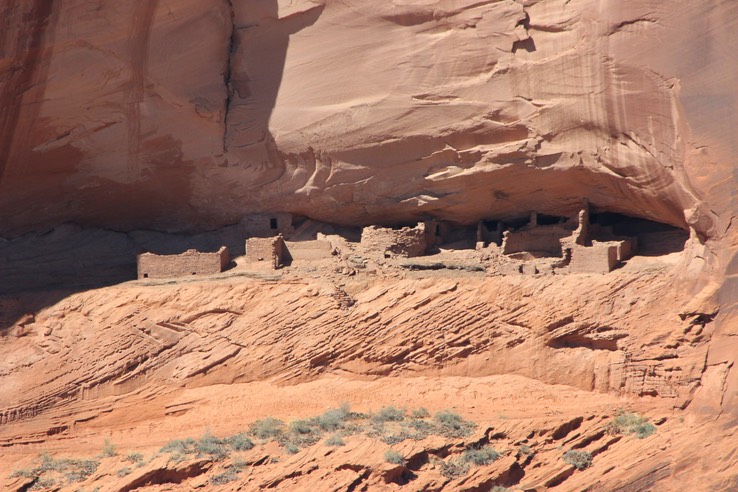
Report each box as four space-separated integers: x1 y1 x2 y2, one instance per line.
223 0 236 152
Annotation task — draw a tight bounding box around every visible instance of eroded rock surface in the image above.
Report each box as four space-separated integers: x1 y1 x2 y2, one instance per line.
0 0 735 238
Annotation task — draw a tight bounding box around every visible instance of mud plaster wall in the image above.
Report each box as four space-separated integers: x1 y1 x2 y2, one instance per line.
360 224 427 258
284 240 332 261
137 247 229 279
245 236 285 268
569 243 619 273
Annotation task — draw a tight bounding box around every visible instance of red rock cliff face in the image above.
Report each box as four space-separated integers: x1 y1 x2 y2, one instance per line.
0 0 735 238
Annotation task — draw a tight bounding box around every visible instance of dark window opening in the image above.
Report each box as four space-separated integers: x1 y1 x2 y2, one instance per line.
192 272 197 275
537 214 566 225
270 218 278 230
143 273 148 278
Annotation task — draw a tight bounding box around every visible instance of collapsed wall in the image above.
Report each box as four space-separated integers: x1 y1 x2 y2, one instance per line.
137 247 229 279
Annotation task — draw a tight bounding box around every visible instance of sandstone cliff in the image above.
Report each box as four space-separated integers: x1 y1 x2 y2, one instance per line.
2 0 738 490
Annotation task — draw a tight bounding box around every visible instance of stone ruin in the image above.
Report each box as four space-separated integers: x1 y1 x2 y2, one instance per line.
245 235 286 270
137 247 229 279
495 204 636 274
133 207 644 279
359 222 431 258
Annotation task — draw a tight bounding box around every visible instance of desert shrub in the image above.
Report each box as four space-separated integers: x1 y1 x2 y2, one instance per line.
117 467 132 477
440 457 470 479
410 407 430 419
32 478 56 489
381 431 410 445
311 404 351 431
10 468 36 479
491 487 509 492
284 443 300 454
21 454 99 484
161 438 196 455
227 433 254 451
290 420 313 435
606 412 656 439
211 469 239 485
405 419 435 440
249 418 285 440
384 450 405 465
102 439 117 457
563 450 592 470
195 433 229 460
434 410 476 438
325 434 345 447
463 446 500 466
372 406 406 423
517 445 534 456
124 452 144 463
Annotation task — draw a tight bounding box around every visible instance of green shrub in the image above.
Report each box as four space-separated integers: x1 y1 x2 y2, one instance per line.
195 433 229 460
440 457 470 479
249 418 285 440
284 443 300 454
372 406 405 423
311 405 351 431
290 420 313 435
517 445 533 456
64 460 99 483
211 469 239 485
381 431 410 445
227 433 254 451
563 450 592 470
102 438 117 457
434 410 476 438
117 467 132 477
384 450 405 465
161 438 196 455
33 478 56 489
325 434 345 447
606 412 656 439
463 446 500 466
405 419 435 440
124 452 144 463
410 407 430 419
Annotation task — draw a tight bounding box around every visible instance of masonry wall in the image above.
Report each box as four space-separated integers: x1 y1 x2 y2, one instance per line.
502 225 571 256
137 247 229 279
360 224 427 258
240 213 294 238
569 242 619 273
245 236 285 269
284 240 332 261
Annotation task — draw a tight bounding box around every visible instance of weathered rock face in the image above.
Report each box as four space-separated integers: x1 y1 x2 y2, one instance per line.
0 0 735 238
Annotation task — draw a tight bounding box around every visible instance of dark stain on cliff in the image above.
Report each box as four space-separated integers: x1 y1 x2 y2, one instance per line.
127 0 160 178
0 0 59 183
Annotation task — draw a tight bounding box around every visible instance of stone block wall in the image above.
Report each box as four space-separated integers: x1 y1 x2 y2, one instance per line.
137 247 229 279
360 223 428 258
245 236 285 269
240 213 294 238
569 242 619 273
501 225 570 256
284 240 332 261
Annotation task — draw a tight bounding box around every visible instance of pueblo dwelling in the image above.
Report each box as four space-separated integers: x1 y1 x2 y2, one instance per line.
134 202 678 279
